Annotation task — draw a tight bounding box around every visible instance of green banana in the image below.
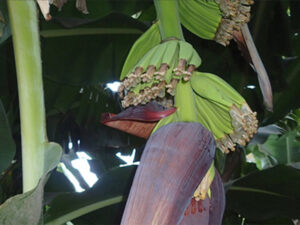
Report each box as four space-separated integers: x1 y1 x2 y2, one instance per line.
119 39 201 108
178 0 221 40
195 96 227 140
178 41 194 62
201 98 233 134
190 71 258 152
149 42 169 70
121 22 161 80
191 74 235 109
198 72 245 105
178 0 255 46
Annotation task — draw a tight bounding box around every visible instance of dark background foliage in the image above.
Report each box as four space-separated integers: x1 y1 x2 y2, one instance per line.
0 0 300 224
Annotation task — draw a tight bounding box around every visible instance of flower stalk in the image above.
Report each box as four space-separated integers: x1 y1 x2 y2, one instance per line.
154 0 184 40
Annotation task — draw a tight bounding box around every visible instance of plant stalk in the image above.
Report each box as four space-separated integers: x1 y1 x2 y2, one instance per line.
8 0 47 192
154 0 184 40
175 80 197 122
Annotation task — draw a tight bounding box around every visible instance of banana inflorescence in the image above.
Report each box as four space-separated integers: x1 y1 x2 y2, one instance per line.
118 40 201 109
178 0 254 46
119 0 258 154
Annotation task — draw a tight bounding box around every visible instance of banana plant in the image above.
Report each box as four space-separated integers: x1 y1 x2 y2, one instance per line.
0 0 62 224
102 0 252 224
100 0 272 224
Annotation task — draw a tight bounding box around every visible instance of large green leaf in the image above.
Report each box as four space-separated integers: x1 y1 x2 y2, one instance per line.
0 99 15 174
263 130 300 164
227 165 300 220
0 177 44 225
40 13 147 86
0 142 62 225
247 129 300 169
44 166 136 225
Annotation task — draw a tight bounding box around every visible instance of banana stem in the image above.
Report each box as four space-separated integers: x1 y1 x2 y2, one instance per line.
8 0 47 192
154 0 184 40
175 80 197 122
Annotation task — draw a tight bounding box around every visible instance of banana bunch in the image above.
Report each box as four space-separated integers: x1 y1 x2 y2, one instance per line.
118 40 201 109
178 0 254 46
190 72 258 153
154 71 258 154
178 0 222 40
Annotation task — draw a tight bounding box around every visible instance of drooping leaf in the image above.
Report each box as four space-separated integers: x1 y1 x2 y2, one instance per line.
0 176 44 225
44 166 136 225
0 142 62 225
0 99 15 174
121 122 215 225
227 165 300 220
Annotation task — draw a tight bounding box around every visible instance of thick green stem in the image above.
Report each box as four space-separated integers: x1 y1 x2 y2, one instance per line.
8 0 47 192
175 80 197 122
154 0 184 40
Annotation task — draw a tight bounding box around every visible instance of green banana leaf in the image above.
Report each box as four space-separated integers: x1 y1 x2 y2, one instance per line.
44 166 136 225
0 142 62 225
226 165 300 220
40 13 146 86
247 129 300 169
0 99 15 174
263 130 300 164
